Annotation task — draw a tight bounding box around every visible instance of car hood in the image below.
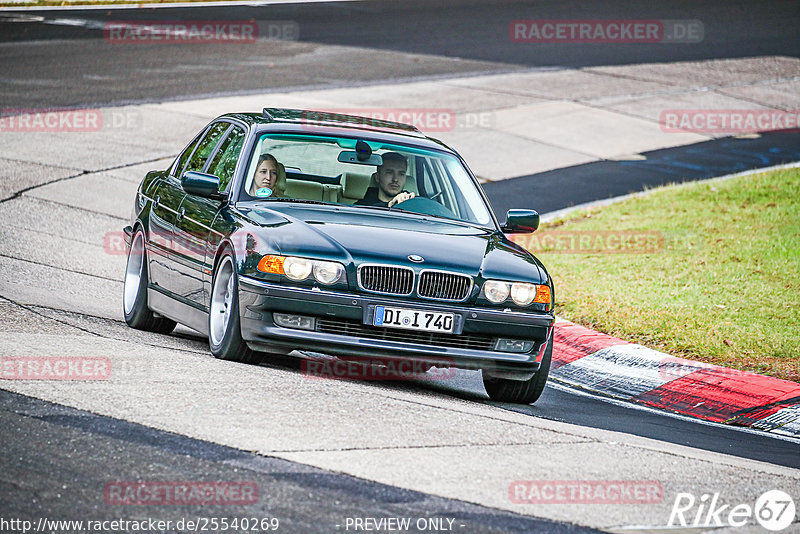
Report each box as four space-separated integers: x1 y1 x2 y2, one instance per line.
236 202 547 283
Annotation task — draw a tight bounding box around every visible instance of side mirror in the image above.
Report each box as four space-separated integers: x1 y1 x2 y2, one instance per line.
502 209 539 234
182 171 225 200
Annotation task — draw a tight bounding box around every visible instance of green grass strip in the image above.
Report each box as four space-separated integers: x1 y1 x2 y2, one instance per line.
514 166 800 382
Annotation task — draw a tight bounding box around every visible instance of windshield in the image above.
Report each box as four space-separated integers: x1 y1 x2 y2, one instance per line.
239 133 494 226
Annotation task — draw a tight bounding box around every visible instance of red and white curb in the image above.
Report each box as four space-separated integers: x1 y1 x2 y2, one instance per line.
550 319 800 438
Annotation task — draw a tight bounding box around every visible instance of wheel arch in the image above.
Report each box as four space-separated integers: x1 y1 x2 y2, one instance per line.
131 220 146 240
211 238 237 275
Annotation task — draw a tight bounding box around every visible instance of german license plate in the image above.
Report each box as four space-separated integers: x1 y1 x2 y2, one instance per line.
373 306 454 334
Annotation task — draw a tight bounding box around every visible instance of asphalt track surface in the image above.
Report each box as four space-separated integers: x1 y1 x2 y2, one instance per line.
2 0 800 531
1 0 800 107
1 389 600 534
485 130 800 215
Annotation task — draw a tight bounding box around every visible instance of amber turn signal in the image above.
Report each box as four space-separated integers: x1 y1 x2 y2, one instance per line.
257 255 285 274
533 285 551 304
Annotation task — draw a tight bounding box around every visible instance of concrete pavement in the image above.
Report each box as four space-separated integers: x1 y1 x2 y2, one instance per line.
132 55 800 181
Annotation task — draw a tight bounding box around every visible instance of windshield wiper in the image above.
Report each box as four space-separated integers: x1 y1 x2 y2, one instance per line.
266 198 332 206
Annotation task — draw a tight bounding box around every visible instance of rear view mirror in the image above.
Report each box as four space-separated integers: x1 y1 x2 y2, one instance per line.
502 209 540 234
338 150 383 166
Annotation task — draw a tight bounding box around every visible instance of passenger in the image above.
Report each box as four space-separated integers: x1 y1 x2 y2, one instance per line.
355 152 416 207
250 153 286 198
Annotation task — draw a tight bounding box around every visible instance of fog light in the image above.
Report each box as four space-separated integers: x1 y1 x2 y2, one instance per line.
273 313 315 331
495 338 535 353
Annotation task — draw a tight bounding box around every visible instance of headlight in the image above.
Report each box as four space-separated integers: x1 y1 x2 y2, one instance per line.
313 261 343 284
258 255 346 285
283 257 313 281
510 282 537 306
483 280 510 303
483 279 551 306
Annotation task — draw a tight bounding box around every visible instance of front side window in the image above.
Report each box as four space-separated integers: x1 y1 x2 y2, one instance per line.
240 133 493 227
171 132 202 177
206 125 246 191
183 122 230 175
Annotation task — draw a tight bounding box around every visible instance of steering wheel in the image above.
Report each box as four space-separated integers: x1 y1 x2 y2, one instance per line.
392 196 457 219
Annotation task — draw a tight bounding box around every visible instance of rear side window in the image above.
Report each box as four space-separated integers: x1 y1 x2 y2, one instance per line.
206 125 246 192
184 122 230 175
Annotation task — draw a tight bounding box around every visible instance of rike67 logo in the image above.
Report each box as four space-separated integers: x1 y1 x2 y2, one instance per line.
669 490 795 531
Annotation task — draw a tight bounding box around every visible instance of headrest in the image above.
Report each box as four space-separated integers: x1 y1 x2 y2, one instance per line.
341 172 371 199
284 179 323 201
275 161 287 195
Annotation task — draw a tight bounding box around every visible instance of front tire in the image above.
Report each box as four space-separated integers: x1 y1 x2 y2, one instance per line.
123 228 176 334
483 335 552 404
208 254 259 364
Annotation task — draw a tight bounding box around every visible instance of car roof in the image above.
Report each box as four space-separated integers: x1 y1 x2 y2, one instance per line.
220 108 456 153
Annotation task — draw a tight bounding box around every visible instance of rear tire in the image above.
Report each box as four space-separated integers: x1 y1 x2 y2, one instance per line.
208 254 260 364
483 335 552 404
123 228 177 334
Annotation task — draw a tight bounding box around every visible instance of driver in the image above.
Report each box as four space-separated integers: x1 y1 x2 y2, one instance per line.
355 152 416 207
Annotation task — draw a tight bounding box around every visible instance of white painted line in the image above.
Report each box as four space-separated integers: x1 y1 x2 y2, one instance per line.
547 381 800 445
606 525 723 534
551 330 800 438
551 344 682 400
751 404 800 437
0 0 366 12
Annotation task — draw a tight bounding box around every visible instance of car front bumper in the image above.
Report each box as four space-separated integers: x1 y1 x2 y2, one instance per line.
238 275 554 377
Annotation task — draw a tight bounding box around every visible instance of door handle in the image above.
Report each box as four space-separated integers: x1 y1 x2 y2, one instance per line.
153 196 160 208
177 207 185 221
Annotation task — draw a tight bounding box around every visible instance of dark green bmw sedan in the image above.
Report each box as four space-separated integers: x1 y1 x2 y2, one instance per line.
123 108 555 404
